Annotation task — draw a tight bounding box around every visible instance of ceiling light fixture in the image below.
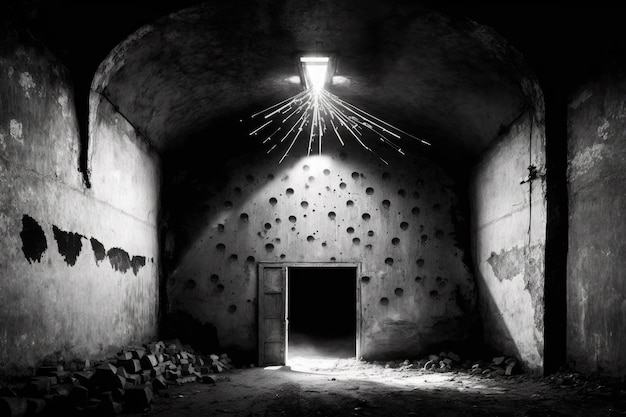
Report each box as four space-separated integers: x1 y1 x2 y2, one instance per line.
246 55 430 164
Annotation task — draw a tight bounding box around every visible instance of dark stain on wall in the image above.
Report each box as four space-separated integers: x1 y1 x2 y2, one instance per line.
52 225 84 266
20 214 47 263
90 237 106 264
131 256 146 276
107 247 131 273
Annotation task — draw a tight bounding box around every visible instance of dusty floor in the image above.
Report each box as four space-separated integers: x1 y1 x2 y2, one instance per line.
126 357 626 417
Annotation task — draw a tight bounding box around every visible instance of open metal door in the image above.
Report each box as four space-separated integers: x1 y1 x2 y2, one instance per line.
258 263 287 366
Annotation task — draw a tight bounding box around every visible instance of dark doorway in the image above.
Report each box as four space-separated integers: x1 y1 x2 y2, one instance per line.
287 267 357 361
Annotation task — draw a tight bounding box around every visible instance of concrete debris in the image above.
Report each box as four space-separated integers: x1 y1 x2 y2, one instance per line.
0 339 234 416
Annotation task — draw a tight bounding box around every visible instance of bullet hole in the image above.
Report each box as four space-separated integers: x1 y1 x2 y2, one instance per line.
412 207 420 215
265 243 274 252
366 187 374 195
268 174 275 180
436 276 443 282
435 230 444 238
368 231 374 237
339 182 347 189
412 191 420 199
308 176 315 182
185 279 196 289
275 218 282 224
429 290 439 299
382 200 391 209
380 297 389 306
339 152 348 160
385 257 394 266
362 213 371 221
322 242 327 247
392 237 400 245
394 288 404 297
347 227 355 234
323 169 330 176
229 254 238 261
382 172 391 180
225 201 233 209
437 276 447 287
216 243 226 252
330 257 336 261
346 200 354 207
265 223 272 230
351 172 360 180
352 238 360 245
433 203 441 212
421 234 428 243
286 188 294 195
307 235 315 242
301 201 309 209
417 259 425 267
303 165 310 171
210 274 219 283
365 244 373 250
289 215 297 223
361 276 370 283
246 174 254 183
247 256 255 263
415 276 422 282
234 187 242 195
400 222 409 230
240 213 249 222
269 197 277 206
275 238 281 243
398 189 406 197
217 284 225 292
418 225 424 232
291 227 296 231
280 254 286 259
228 305 237 313
328 211 336 220
217 223 225 232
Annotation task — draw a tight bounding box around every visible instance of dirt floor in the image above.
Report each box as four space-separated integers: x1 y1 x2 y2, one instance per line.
126 356 626 417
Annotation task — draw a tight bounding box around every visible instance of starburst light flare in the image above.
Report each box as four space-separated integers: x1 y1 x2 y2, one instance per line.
248 63 431 165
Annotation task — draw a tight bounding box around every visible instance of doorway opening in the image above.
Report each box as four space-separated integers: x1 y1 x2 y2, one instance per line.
287 266 357 363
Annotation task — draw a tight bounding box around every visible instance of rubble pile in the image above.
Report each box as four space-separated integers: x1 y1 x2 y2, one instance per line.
0 339 233 417
373 351 521 377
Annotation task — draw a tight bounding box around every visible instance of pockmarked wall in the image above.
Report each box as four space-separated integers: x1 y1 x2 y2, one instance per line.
566 60 626 377
469 112 547 373
165 139 477 362
0 33 160 374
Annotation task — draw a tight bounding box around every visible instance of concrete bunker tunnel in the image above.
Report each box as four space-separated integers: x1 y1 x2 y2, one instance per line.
5 0 626 384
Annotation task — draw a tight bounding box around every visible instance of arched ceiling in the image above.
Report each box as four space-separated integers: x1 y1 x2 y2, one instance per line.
91 0 536 167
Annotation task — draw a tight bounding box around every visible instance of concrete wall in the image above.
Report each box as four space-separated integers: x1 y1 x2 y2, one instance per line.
567 59 626 377
164 140 476 361
469 112 547 373
0 33 160 374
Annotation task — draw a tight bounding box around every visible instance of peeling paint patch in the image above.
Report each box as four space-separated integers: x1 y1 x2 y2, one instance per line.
486 247 524 281
20 215 47 263
569 143 605 180
90 237 106 265
131 256 146 276
52 225 84 266
107 247 131 273
9 119 23 144
19 72 35 98
597 119 610 140
57 92 71 118
569 89 593 110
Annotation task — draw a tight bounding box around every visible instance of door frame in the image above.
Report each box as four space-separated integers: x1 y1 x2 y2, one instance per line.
258 262 362 366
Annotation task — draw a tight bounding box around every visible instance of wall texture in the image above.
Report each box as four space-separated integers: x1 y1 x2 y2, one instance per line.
0 32 160 374
566 59 626 377
164 139 477 362
470 112 547 373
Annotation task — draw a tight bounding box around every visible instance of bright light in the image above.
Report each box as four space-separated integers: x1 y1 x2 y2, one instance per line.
301 56 329 91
